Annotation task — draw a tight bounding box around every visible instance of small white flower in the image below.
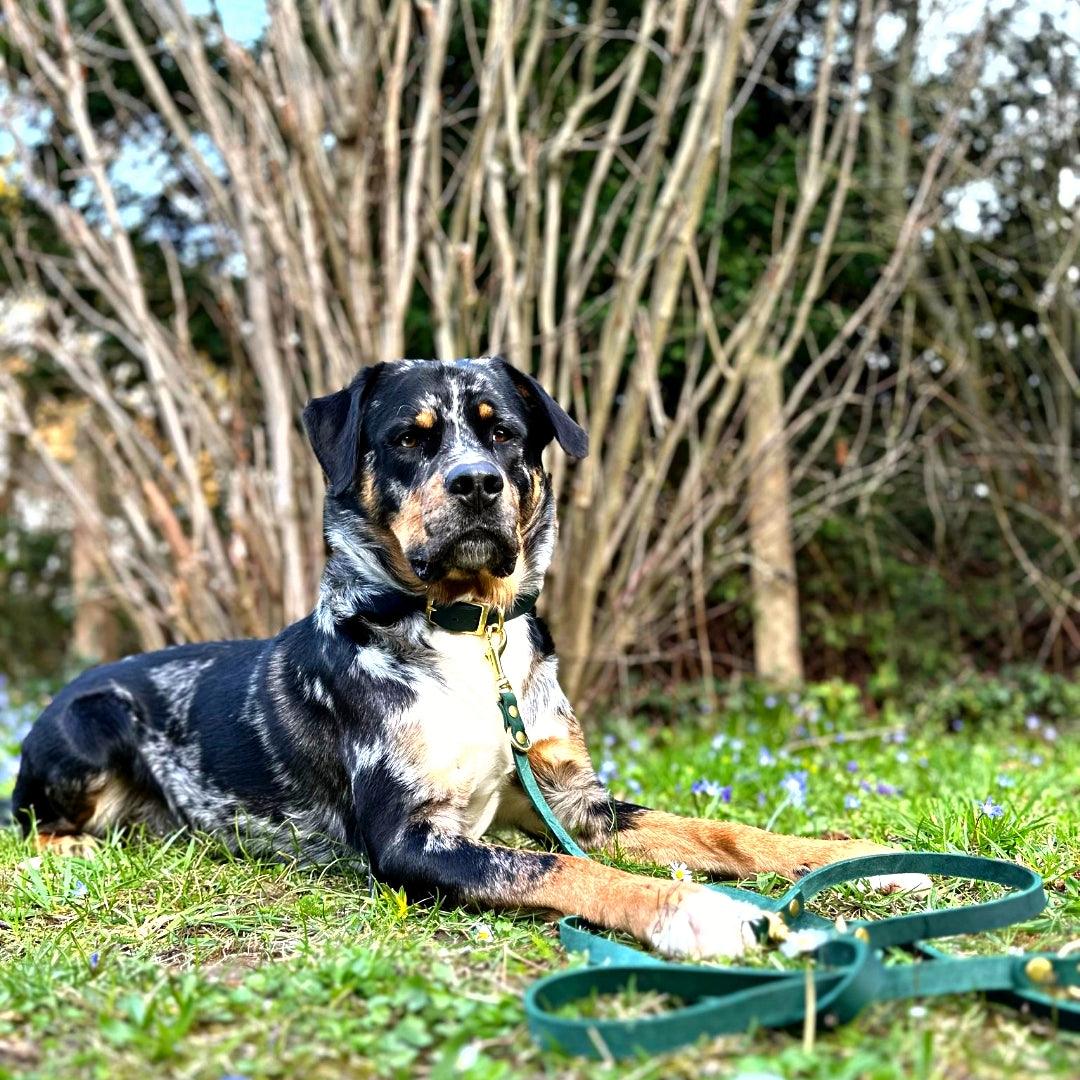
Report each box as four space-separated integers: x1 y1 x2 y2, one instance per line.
1058 166 1079 211
473 922 495 943
779 929 829 958
909 1004 928 1019
454 1041 481 1071
669 862 692 883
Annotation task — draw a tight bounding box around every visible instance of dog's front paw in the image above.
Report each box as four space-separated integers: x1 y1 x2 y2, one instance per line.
865 870 933 895
647 885 763 961
830 841 934 895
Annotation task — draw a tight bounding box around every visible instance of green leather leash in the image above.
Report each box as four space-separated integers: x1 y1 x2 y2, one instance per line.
530 853 1080 1058
430 596 1080 1059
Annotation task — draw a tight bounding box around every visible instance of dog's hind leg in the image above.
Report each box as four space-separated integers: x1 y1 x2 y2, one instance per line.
12 688 171 845
500 736 929 892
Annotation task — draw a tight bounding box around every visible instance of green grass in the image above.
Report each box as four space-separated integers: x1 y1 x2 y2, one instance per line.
1 680 1078 1079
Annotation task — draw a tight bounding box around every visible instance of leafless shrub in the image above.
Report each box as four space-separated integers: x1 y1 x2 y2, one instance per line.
0 0 1001 701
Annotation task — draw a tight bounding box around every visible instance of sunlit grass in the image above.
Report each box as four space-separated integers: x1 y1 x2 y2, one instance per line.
1 679 1077 1078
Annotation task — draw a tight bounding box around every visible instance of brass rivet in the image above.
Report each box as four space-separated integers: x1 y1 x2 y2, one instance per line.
854 927 871 943
508 705 519 717
788 898 801 918
515 731 528 745
1025 957 1055 985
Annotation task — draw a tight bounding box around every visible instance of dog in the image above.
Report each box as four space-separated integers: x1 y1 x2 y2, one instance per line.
13 356 926 960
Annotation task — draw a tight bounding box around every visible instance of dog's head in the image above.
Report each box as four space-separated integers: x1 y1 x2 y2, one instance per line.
303 356 587 610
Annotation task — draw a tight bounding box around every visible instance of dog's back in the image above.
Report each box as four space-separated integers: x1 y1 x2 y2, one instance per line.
14 635 304 848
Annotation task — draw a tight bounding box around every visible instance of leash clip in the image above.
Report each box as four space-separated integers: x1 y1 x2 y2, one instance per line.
485 621 530 750
484 619 510 687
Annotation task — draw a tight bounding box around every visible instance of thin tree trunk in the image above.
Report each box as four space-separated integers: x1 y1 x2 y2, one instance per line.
745 354 803 685
71 413 118 663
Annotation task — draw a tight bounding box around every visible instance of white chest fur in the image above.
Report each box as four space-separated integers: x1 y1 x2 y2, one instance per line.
396 619 536 839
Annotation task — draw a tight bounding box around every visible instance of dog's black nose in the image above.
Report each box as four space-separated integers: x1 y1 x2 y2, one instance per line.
445 461 504 509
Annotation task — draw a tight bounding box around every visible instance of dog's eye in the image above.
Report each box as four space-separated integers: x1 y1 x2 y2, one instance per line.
395 431 420 449
492 425 512 444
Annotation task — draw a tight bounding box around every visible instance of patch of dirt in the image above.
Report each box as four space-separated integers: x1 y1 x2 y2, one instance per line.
0 1035 40 1068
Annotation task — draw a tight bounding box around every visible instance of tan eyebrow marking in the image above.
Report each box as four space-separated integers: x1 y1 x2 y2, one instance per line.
477 401 494 420
414 408 436 429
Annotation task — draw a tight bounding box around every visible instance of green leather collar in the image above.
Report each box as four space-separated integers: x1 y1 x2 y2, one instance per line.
425 593 536 634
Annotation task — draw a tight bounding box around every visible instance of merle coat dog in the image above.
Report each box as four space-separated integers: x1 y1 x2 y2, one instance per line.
13 357 926 960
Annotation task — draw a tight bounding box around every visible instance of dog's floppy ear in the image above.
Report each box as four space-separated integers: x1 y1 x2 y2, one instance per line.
495 356 588 459
303 364 382 496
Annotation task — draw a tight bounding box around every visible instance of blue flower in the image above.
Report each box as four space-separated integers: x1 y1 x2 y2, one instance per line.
876 782 898 796
846 760 859 773
976 796 1004 819
996 773 1014 788
780 771 808 807
949 718 964 732
71 880 88 900
1029 753 1044 766
1024 713 1041 731
629 738 643 752
764 695 778 709
758 748 776 767
844 794 861 810
598 759 618 783
710 733 728 751
691 779 732 802
89 952 99 969
627 778 642 794
602 733 616 748
895 750 910 764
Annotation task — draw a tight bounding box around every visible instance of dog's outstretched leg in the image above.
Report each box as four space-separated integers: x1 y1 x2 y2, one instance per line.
363 822 764 961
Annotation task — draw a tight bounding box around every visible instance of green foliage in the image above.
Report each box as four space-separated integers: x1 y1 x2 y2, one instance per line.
796 505 1067 688
915 666 1080 734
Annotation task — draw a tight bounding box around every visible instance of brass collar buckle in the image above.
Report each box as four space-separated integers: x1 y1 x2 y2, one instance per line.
469 602 501 636
425 597 504 636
